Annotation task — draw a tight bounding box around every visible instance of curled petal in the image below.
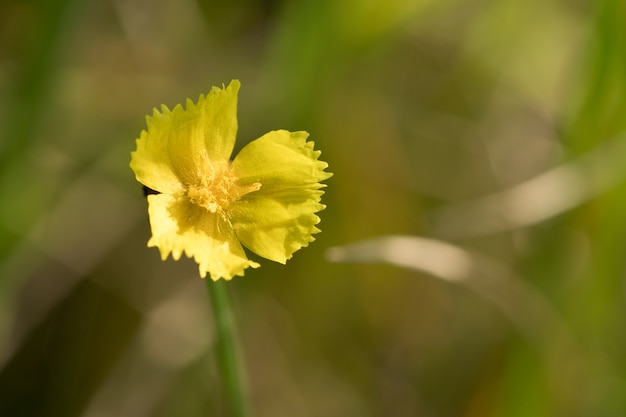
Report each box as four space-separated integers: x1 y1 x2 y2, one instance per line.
230 130 332 263
146 193 259 280
130 80 240 192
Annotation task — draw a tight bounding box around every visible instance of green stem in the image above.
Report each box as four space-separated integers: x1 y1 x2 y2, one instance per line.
206 279 250 417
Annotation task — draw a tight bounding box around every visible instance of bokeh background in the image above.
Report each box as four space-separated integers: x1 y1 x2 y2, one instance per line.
2 0 626 415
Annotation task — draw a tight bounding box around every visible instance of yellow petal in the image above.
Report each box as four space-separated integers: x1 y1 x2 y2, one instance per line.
146 193 259 280
130 80 240 193
229 130 332 263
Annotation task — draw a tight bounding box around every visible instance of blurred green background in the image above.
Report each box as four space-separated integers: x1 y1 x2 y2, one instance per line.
2 0 626 415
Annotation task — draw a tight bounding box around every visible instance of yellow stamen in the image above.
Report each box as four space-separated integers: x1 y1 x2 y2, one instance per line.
187 154 260 214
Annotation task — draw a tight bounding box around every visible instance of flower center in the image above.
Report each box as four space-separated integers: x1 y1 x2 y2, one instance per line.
187 158 260 214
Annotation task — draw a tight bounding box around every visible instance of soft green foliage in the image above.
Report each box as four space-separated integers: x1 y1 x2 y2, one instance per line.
1 0 626 416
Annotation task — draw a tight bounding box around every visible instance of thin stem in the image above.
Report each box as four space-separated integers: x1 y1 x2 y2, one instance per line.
206 279 250 417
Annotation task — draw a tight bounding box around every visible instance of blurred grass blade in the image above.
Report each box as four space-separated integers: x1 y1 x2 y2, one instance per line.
431 133 626 238
566 0 626 149
1 0 82 166
327 235 571 348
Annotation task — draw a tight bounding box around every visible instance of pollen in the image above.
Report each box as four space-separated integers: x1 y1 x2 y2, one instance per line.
187 155 260 214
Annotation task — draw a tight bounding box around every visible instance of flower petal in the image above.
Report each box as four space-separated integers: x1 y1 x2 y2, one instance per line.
229 130 332 263
146 193 259 280
130 80 240 193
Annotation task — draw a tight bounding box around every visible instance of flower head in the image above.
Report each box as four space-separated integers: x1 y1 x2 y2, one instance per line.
130 80 332 280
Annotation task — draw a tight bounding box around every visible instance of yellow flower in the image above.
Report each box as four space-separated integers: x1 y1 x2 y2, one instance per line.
130 80 332 280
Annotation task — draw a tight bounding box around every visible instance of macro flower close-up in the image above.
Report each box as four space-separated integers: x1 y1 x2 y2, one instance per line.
130 80 332 280
5 2 626 416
